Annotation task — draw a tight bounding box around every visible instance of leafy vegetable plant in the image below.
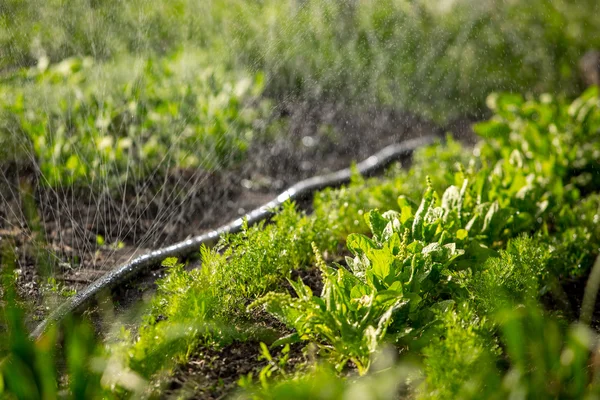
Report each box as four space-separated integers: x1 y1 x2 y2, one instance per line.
0 52 268 187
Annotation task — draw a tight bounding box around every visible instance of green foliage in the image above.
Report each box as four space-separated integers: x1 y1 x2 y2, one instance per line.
4 0 600 396
0 242 135 398
476 87 600 185
312 136 470 240
497 307 598 399
236 360 418 400
125 140 472 380
543 193 600 278
469 236 548 314
0 0 222 70
4 0 600 123
127 203 335 377
419 301 600 400
4 86 591 395
236 364 347 400
0 51 267 187
419 303 501 400
224 0 600 120
250 244 406 374
256 95 600 365
250 89 600 394
119 88 600 395
124 138 474 379
256 168 543 370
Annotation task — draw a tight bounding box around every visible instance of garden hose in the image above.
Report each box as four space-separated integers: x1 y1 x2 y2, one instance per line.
30 135 437 339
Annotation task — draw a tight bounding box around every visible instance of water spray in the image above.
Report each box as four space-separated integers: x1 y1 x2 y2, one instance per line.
31 135 436 339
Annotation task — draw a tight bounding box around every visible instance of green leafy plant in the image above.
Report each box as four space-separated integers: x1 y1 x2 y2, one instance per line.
250 243 406 374
115 89 600 396
251 88 600 382
0 52 268 187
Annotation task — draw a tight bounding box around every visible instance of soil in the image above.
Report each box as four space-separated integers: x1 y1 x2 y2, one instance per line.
162 340 309 400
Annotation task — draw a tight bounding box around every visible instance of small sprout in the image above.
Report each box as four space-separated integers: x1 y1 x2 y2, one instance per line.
96 235 105 246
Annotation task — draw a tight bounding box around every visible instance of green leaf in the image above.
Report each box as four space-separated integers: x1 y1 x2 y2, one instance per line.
347 233 377 257
473 119 510 139
400 205 414 225
367 210 388 243
407 241 424 254
96 235 105 246
412 181 435 240
456 229 468 240
271 333 300 348
398 195 417 210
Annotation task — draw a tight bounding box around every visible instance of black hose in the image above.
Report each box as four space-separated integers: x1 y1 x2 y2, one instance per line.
30 135 436 339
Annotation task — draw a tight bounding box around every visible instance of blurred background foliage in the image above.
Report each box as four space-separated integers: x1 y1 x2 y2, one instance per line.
0 52 268 187
2 0 600 187
2 0 600 120
1 0 599 188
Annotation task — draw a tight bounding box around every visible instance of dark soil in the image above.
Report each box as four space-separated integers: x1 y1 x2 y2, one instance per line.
161 265 324 399
162 340 308 400
164 341 267 400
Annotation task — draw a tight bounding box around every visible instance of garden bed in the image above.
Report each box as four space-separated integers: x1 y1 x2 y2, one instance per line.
2 1 600 398
113 89 600 398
